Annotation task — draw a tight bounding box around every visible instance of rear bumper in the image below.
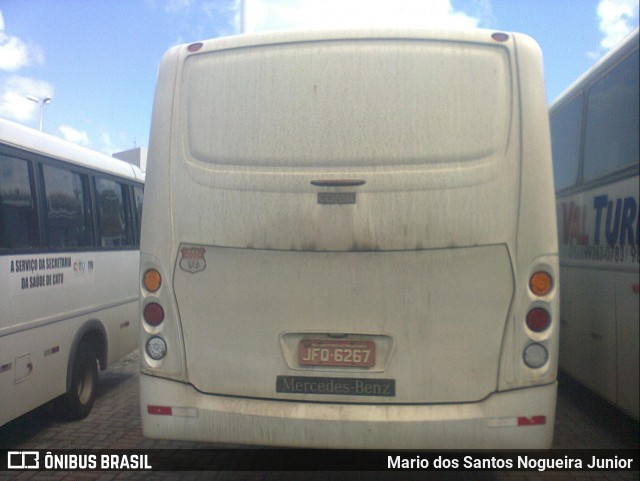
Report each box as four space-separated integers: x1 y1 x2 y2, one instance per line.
140 374 556 449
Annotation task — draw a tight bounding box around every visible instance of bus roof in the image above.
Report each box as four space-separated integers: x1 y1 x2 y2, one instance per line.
550 27 639 110
0 117 145 182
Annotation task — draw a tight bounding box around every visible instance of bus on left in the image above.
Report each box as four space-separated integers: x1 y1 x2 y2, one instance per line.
0 118 144 426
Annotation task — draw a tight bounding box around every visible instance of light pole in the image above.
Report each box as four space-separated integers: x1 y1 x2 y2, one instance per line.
27 95 51 131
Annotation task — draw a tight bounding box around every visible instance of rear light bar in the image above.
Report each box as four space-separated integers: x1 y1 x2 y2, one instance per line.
148 405 172 416
488 415 547 427
147 405 198 417
517 415 546 426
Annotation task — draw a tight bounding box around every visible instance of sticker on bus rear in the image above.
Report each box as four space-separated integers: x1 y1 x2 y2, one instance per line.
179 247 206 273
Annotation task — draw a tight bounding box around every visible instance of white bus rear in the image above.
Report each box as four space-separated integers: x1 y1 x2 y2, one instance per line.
140 29 559 449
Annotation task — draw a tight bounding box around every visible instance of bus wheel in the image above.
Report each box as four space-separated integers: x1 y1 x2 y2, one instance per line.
63 342 98 420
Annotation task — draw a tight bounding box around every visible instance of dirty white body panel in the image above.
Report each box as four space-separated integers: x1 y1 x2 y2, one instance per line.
174 245 513 403
141 374 557 449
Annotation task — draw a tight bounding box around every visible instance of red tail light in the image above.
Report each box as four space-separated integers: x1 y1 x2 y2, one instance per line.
143 302 165 326
526 307 550 332
517 415 546 426
148 405 172 416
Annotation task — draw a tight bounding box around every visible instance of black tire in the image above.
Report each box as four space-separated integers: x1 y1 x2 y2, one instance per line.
62 342 98 420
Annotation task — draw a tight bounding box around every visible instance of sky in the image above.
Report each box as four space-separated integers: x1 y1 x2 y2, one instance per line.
1 0 638 163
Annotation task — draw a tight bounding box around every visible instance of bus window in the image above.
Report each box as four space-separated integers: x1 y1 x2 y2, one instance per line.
550 95 583 191
0 155 39 250
42 164 93 248
133 185 144 243
95 177 134 248
184 41 510 167
583 51 639 182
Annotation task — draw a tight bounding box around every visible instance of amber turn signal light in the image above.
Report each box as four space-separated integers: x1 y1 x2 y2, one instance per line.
143 269 162 292
529 271 552 297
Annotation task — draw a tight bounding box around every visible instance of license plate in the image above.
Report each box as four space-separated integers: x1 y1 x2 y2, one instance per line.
298 339 375 367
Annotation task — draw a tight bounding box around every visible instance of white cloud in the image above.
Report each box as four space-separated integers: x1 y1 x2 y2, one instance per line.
597 0 639 49
99 131 119 155
59 125 90 146
98 130 136 156
145 0 193 14
54 127 130 155
165 0 194 14
0 11 44 71
242 0 479 33
0 75 53 122
0 10 50 127
201 0 240 36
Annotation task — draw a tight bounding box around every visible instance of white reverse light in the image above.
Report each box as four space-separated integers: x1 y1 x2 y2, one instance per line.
146 336 167 361
523 343 548 368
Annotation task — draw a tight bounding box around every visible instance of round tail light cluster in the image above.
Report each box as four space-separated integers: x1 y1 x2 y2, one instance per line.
523 271 554 368
143 268 167 361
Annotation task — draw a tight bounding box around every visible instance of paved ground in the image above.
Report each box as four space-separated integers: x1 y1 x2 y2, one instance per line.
1 350 638 480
